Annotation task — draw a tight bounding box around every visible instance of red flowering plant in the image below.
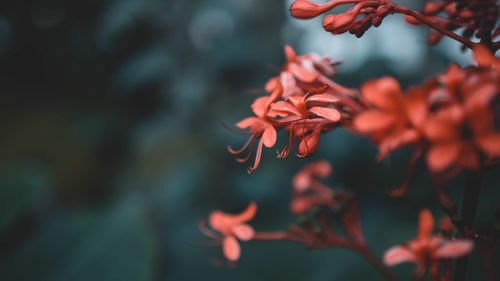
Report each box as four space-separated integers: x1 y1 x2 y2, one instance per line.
200 1 500 280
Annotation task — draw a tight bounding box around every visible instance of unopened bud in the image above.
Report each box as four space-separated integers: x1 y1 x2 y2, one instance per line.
376 5 391 17
290 0 324 19
427 32 443 45
458 9 475 20
404 15 421 25
444 3 457 15
323 11 356 34
423 2 445 14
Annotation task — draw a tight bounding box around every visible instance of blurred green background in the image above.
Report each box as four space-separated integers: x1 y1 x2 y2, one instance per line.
0 0 498 280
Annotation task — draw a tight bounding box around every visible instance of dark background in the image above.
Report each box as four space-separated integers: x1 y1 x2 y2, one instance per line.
0 0 498 280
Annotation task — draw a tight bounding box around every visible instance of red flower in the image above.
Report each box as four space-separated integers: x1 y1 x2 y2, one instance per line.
290 160 337 214
228 97 278 173
205 202 257 261
384 209 473 269
353 76 422 159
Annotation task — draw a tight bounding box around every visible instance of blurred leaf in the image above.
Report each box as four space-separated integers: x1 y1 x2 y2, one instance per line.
0 194 157 281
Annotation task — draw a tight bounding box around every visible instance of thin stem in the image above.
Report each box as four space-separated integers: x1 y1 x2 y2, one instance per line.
453 170 484 281
392 4 475 49
358 246 402 281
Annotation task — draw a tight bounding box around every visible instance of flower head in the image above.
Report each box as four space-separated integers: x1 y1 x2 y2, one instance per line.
384 209 473 270
202 202 257 261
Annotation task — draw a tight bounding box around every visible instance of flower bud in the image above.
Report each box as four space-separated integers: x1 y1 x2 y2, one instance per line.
290 0 324 19
427 32 443 45
323 11 356 34
298 132 320 157
423 2 445 14
404 15 422 25
376 5 391 17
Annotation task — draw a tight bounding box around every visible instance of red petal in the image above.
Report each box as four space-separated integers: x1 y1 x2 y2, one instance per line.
306 93 340 104
262 125 277 148
289 62 318 83
284 45 296 61
353 111 396 133
251 96 270 118
232 224 255 241
417 209 434 240
426 142 461 172
308 106 341 122
271 101 301 116
234 202 258 222
280 72 300 98
476 133 500 157
236 117 260 129
434 240 473 258
223 236 241 261
473 44 495 68
361 77 403 110
383 246 416 266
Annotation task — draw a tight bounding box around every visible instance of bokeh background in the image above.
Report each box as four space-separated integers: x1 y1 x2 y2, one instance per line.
0 0 498 280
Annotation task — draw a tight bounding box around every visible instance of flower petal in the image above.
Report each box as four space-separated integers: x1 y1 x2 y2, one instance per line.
306 93 340 104
353 111 396 133
383 245 416 266
434 240 473 258
236 117 260 129
234 202 258 222
271 101 301 116
289 62 318 83
223 236 241 261
417 209 434 240
262 125 277 148
426 142 461 172
232 224 255 241
476 133 500 157
308 106 341 122
362 77 403 110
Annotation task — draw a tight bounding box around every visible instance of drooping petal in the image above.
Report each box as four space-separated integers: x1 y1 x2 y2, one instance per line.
353 111 396 133
262 125 277 148
426 142 462 172
417 209 434 240
383 246 417 266
361 77 403 110
223 236 241 261
232 224 255 241
308 106 342 122
281 72 300 98
298 130 321 157
251 96 271 118
434 240 473 258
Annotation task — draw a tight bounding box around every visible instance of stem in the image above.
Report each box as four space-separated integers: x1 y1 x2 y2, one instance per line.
393 4 475 49
453 170 484 281
358 246 402 281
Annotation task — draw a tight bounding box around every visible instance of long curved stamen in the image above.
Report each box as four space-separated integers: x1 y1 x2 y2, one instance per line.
228 136 255 154
248 139 264 173
235 139 257 163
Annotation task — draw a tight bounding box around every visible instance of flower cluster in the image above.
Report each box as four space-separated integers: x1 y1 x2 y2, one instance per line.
354 45 500 175
228 45 358 173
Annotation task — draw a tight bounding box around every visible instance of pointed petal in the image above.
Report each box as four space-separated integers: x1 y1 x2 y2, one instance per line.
417 209 434 240
232 224 255 241
262 125 277 148
426 142 461 172
434 240 473 258
383 245 417 266
281 72 299 98
223 236 241 261
309 106 341 122
209 211 232 234
251 96 270 118
353 111 396 133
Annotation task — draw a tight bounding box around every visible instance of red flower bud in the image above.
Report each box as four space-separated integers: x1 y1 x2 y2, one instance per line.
444 3 457 15
427 32 443 45
458 9 475 20
323 11 356 34
423 2 446 14
376 5 391 17
290 0 324 19
404 15 422 25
